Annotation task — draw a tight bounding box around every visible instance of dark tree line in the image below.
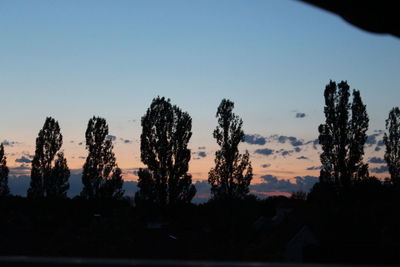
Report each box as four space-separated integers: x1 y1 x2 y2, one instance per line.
1 97 253 204
22 116 124 200
135 97 253 206
1 84 400 203
0 143 9 197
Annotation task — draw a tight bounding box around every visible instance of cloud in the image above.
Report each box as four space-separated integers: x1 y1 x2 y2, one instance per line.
260 174 278 183
9 164 31 176
366 135 377 145
366 132 384 146
198 151 207 158
291 140 304 147
281 150 292 157
369 157 385 164
295 113 306 118
275 135 304 147
1 140 20 147
122 168 141 176
255 148 274 156
251 175 318 194
106 135 117 141
243 134 266 145
368 136 384 150
371 165 389 174
297 156 309 160
293 176 319 191
277 135 296 144
306 166 322 170
274 148 301 157
192 151 207 160
304 139 319 149
261 163 271 168
15 156 32 163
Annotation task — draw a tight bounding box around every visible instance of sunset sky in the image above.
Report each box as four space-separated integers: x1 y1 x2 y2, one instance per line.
1 0 399 197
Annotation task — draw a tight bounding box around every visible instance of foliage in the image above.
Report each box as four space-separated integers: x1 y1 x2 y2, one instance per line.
81 116 124 200
0 143 10 197
135 97 196 206
47 152 70 198
100 167 124 200
318 81 369 186
28 117 69 198
208 99 253 200
384 107 400 185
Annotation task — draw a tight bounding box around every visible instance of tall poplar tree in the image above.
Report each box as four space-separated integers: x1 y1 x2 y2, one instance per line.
208 99 253 200
28 117 70 198
383 107 400 185
81 116 124 199
318 81 369 186
0 143 10 197
135 97 196 206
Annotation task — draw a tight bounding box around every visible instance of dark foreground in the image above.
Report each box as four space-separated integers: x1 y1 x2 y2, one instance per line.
1 180 400 264
0 256 380 267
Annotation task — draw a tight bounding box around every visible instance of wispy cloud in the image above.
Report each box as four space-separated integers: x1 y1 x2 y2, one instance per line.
306 166 322 170
371 165 389 174
297 156 309 160
15 156 32 163
1 140 21 147
369 157 385 164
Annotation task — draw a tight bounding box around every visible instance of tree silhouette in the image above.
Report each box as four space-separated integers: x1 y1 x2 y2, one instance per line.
100 166 124 200
135 97 196 206
47 152 70 198
383 107 400 185
28 117 69 198
134 168 156 204
81 116 124 199
318 81 369 186
208 99 253 200
0 143 10 197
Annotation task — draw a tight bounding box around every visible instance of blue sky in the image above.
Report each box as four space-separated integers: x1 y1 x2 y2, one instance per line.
1 0 399 190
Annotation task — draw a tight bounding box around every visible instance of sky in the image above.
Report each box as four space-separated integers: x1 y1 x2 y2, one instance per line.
1 0 400 198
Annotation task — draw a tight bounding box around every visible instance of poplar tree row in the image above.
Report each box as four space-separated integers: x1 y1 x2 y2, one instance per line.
24 116 124 200
318 80 400 187
2 80 400 201
0 98 253 203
